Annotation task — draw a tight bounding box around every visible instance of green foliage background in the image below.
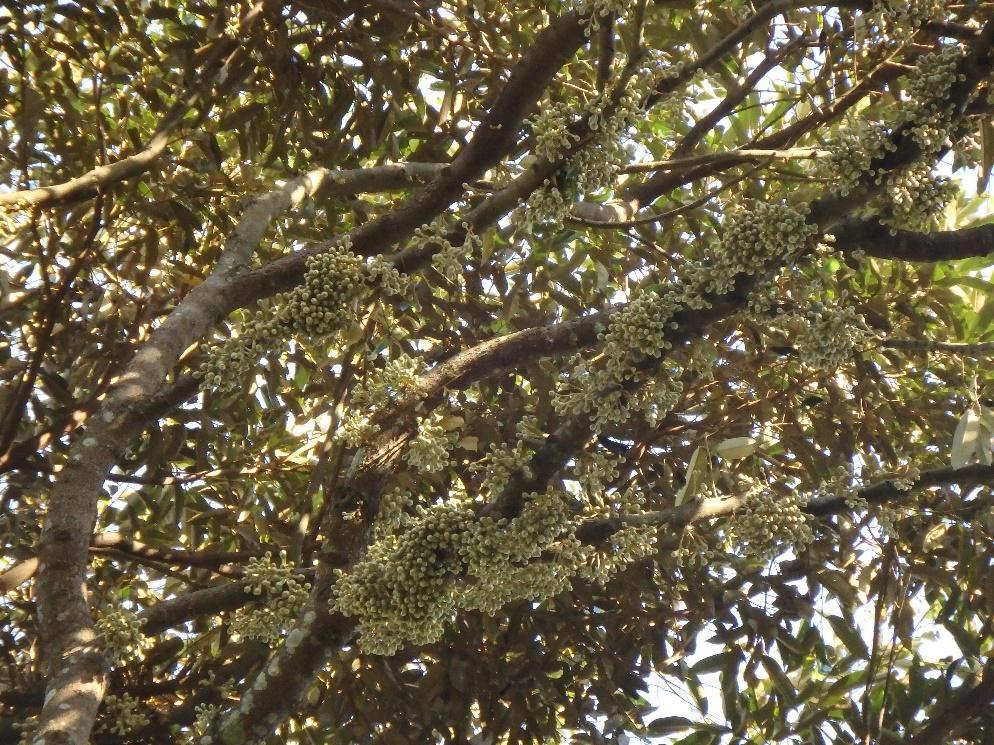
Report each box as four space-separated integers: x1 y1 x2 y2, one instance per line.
2 1 994 744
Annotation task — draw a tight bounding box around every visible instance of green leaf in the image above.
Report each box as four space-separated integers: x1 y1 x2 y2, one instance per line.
645 716 696 735
675 446 709 506
826 615 869 659
690 651 737 675
952 407 983 468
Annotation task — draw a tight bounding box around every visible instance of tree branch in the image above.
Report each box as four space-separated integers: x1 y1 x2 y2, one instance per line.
0 5 264 211
576 462 994 546
203 22 994 742
832 216 994 262
620 147 829 174
229 11 588 304
881 338 994 355
32 168 339 745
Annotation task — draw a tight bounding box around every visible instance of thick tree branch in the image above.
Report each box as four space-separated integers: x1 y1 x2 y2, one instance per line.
134 13 591 741
203 22 994 743
832 216 994 261
32 168 337 745
140 582 253 637
232 12 587 304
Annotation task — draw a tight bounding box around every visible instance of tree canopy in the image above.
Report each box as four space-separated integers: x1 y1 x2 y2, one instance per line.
4 1 994 743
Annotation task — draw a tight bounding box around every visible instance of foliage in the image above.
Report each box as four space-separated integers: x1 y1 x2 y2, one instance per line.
3 1 994 744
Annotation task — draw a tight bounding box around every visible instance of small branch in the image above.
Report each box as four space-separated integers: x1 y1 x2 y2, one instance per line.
0 557 38 594
595 12 617 91
90 534 276 572
645 0 806 106
620 147 829 174
670 39 802 160
576 462 994 547
569 171 751 227
0 5 264 211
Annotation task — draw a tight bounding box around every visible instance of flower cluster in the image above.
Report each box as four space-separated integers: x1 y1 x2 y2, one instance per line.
726 484 814 563
574 87 642 194
367 255 412 296
530 102 578 162
14 717 37 745
820 46 966 221
855 0 945 46
459 488 575 613
459 555 577 615
197 311 283 393
577 0 629 35
230 553 312 644
876 504 903 540
672 532 711 568
283 239 366 337
431 224 481 282
96 604 148 665
334 487 578 654
373 486 415 538
708 202 818 294
556 202 814 431
405 411 456 474
819 121 893 197
337 355 426 447
579 524 657 585
190 703 221 743
472 435 536 495
553 356 637 432
101 693 150 736
522 75 649 229
793 302 872 370
640 373 686 427
874 0 943 26
904 47 965 154
200 237 364 392
522 179 573 231
333 503 475 654
879 164 957 230
572 449 622 513
336 423 664 654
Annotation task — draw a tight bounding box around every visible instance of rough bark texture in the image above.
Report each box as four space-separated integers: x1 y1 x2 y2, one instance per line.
33 169 336 745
